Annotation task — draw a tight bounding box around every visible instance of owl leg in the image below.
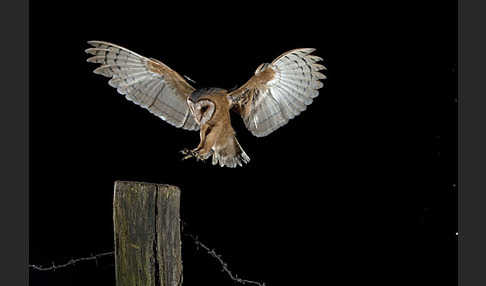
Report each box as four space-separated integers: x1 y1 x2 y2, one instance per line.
180 125 211 160
194 146 213 161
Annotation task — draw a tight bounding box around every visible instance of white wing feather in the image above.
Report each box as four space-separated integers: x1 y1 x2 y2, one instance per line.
231 48 326 137
86 41 199 131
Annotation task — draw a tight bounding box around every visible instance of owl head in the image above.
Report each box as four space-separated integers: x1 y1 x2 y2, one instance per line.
187 88 226 125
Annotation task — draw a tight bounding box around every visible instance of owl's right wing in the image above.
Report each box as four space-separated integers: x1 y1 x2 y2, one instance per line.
86 41 199 131
228 48 326 137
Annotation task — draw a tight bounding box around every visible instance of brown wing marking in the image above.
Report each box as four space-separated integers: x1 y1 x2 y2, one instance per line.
229 67 276 117
146 58 195 96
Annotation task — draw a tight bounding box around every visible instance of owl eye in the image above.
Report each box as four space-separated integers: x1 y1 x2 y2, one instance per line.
201 106 208 113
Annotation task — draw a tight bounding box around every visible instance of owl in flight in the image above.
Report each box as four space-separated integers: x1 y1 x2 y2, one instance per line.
86 41 326 168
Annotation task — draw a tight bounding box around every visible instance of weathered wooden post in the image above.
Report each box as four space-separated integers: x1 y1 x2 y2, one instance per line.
113 181 183 286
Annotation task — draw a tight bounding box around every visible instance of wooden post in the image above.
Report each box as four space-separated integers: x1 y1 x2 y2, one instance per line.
113 181 183 286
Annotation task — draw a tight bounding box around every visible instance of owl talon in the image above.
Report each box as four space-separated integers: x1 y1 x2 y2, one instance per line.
180 148 198 160
182 154 193 160
180 148 210 161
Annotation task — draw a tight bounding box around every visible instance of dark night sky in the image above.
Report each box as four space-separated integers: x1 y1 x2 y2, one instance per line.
29 1 457 285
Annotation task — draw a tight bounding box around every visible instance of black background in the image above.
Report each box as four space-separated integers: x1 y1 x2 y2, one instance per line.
29 1 457 285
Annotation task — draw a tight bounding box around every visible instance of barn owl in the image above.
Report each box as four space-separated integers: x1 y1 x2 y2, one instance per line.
86 41 326 168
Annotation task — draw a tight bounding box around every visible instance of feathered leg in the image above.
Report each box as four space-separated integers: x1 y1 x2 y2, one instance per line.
181 125 212 161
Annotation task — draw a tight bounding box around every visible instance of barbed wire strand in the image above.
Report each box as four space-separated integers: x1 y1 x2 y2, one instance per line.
30 230 265 286
185 232 265 286
29 251 114 271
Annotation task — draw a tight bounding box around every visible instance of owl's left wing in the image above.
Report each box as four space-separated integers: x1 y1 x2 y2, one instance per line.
228 48 326 137
86 41 199 131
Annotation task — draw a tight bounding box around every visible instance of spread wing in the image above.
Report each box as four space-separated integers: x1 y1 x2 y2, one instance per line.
85 41 199 131
228 48 326 137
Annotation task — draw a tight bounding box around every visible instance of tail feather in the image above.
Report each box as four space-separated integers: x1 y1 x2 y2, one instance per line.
211 136 250 168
